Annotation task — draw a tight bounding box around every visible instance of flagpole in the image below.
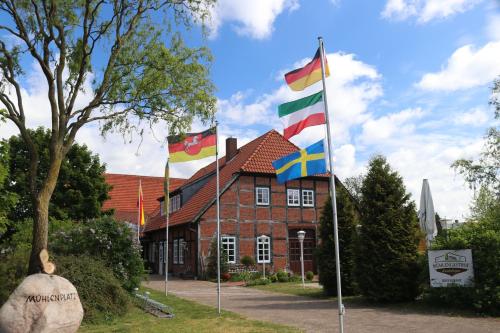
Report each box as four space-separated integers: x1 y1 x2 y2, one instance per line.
318 36 345 333
165 160 170 296
215 121 221 315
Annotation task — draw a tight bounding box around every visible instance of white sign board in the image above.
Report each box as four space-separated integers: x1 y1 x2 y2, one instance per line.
428 249 474 287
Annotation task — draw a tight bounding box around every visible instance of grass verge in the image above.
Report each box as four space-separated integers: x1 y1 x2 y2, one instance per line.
79 287 300 333
249 282 327 298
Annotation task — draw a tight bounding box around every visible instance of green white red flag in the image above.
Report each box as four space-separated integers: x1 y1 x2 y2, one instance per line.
278 90 325 140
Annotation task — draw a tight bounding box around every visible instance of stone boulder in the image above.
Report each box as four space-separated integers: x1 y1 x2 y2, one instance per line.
0 274 83 333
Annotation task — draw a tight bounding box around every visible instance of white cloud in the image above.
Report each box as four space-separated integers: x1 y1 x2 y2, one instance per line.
381 0 483 23
453 107 489 126
360 108 424 144
416 41 500 91
208 0 299 39
486 14 500 41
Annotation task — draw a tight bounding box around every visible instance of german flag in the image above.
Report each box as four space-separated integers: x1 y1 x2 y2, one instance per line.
168 128 216 163
284 48 330 91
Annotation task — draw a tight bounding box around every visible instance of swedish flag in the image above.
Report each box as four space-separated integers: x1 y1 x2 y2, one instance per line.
272 140 327 184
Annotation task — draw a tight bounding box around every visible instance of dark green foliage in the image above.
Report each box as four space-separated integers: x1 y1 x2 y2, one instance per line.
276 270 289 282
0 249 29 305
355 155 420 302
306 271 314 281
1 128 111 222
426 201 500 315
245 278 271 286
269 273 278 283
240 255 256 267
0 142 17 235
55 255 130 323
205 237 229 279
50 217 144 291
317 185 359 296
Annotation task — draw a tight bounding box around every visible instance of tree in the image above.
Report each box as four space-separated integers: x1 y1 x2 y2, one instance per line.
355 155 420 302
452 77 499 197
317 183 359 296
0 0 216 273
343 174 364 204
2 127 111 222
0 141 17 234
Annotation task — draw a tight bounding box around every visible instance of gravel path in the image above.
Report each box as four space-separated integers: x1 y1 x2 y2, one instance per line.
143 276 499 333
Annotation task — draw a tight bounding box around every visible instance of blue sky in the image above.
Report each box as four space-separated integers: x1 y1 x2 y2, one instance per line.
1 0 499 220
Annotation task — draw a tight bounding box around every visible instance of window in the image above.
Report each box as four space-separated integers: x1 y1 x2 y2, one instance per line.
170 195 181 213
302 190 314 207
160 200 165 216
287 189 300 206
256 187 270 206
173 238 185 264
173 239 178 264
222 236 236 263
256 235 271 263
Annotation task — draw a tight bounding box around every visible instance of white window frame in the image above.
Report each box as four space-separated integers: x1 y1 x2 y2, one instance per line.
222 236 236 264
302 189 315 207
256 235 271 264
178 238 184 265
287 189 300 206
173 239 179 264
256 187 270 206
170 195 181 213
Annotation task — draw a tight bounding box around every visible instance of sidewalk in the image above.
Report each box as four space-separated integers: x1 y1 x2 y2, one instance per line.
144 275 500 333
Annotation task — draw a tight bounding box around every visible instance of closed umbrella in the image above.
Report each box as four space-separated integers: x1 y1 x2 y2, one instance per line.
418 179 437 247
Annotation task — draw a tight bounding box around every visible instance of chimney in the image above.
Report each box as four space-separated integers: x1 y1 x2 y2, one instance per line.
226 137 238 161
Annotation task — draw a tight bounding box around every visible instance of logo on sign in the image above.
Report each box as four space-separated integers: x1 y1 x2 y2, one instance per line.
433 252 469 276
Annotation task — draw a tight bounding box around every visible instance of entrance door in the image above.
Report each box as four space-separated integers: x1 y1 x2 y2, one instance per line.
288 229 316 274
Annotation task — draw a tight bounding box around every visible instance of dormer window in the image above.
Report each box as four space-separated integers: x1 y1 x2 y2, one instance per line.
170 194 181 213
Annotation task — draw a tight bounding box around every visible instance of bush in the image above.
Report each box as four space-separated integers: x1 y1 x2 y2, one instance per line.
50 216 144 291
425 209 500 315
246 278 271 286
269 273 278 283
306 271 314 281
240 255 255 267
288 273 302 283
276 270 289 282
55 255 130 323
205 237 229 279
0 249 29 305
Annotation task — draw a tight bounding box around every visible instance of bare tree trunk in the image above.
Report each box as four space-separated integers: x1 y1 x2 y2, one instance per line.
27 149 64 274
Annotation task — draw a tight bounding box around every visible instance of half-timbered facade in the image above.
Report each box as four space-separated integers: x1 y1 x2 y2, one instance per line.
142 130 333 278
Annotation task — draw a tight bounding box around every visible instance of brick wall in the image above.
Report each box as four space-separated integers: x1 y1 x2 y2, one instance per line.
199 174 329 273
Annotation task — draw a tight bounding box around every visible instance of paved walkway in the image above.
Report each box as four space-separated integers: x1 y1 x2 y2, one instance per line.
144 276 500 333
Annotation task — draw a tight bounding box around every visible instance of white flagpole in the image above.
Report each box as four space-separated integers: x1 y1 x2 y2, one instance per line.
318 36 345 333
165 160 170 296
215 121 221 315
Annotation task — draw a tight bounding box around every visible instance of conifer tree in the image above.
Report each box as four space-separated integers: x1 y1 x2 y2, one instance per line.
355 155 420 302
317 183 358 296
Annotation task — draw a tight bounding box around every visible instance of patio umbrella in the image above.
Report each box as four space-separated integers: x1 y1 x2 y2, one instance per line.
418 179 437 247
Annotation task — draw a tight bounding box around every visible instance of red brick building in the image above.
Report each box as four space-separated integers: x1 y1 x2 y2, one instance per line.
143 130 333 278
103 173 185 225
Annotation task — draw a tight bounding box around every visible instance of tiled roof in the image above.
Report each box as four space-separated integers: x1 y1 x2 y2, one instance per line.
144 130 328 232
103 174 185 221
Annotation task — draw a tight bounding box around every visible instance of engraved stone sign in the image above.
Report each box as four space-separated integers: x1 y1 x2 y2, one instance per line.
0 274 83 333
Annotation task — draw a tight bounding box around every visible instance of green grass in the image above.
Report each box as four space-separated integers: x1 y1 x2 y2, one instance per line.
79 287 300 333
249 282 328 298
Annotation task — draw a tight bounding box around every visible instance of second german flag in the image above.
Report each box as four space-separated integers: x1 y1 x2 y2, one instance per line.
284 48 330 91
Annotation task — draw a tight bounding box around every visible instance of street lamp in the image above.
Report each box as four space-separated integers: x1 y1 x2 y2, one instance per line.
297 230 306 288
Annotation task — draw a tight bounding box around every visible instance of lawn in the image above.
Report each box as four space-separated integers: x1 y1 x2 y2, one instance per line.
249 282 328 298
79 287 300 333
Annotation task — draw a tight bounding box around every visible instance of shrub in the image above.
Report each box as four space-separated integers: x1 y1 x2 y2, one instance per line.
55 255 130 323
240 255 255 267
425 209 500 315
50 216 144 291
269 273 278 283
221 272 231 281
306 271 314 281
276 270 289 282
0 249 29 306
246 278 271 286
205 237 229 279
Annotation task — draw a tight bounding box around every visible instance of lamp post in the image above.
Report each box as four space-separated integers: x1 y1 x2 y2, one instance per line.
297 230 306 288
